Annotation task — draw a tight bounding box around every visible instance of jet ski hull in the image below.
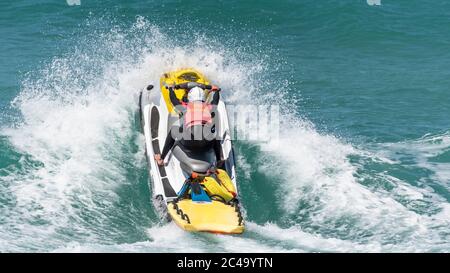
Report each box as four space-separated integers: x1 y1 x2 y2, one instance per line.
139 68 244 234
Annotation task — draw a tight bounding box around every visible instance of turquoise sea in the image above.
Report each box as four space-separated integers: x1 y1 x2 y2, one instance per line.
1 0 449 252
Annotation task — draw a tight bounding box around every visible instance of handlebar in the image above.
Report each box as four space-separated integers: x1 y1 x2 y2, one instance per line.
168 82 221 92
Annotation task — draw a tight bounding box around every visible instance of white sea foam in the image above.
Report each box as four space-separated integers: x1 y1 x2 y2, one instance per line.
255 120 450 251
66 0 81 6
367 0 381 6
379 132 450 188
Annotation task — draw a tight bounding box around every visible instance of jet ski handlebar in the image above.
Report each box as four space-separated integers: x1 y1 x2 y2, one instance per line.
166 82 221 92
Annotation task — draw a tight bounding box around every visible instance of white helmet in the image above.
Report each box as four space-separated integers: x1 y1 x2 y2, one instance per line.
187 86 206 102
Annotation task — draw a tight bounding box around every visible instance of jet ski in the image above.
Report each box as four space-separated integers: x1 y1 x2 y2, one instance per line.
139 68 244 234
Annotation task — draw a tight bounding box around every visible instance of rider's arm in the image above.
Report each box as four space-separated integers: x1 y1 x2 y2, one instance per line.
173 82 221 106
175 82 189 90
213 140 223 161
175 82 219 91
210 90 220 105
169 87 181 107
203 84 220 91
161 127 176 160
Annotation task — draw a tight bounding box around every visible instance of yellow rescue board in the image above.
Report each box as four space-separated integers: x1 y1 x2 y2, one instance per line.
167 200 245 234
160 68 210 114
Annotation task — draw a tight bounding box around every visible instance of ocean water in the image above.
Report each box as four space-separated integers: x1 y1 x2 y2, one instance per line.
1 0 449 252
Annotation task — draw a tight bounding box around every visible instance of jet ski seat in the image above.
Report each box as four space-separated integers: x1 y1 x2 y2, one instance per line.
172 144 216 174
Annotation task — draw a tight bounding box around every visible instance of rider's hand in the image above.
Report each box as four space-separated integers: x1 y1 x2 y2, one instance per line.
211 85 221 92
154 154 164 166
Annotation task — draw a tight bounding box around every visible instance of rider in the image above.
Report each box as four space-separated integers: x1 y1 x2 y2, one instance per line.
154 82 224 167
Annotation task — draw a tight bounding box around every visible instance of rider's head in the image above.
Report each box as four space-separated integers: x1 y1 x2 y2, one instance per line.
187 86 206 102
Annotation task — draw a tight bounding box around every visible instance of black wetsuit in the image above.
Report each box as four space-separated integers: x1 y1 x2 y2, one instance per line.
160 84 222 161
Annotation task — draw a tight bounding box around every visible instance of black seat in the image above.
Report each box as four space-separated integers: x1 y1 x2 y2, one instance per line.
172 144 216 174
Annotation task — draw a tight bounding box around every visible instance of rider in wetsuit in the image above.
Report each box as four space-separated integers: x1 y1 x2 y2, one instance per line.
154 82 223 168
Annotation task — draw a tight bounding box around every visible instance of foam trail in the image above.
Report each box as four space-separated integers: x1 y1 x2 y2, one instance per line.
377 131 450 188
254 116 450 251
53 223 297 252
